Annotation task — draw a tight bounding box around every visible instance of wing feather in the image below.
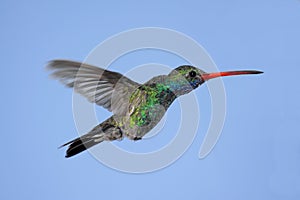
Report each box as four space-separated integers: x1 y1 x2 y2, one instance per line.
47 60 140 113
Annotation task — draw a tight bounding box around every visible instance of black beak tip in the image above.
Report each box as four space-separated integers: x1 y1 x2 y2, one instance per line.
255 70 264 74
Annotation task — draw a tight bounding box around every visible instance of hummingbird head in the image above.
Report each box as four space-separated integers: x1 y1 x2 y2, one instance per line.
167 65 263 96
167 65 205 95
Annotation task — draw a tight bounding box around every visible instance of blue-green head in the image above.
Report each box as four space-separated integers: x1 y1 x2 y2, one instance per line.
166 65 206 95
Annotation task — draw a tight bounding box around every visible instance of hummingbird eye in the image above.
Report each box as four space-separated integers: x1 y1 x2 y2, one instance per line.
189 70 197 78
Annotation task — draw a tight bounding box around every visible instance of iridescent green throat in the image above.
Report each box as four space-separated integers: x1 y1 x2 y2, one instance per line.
129 82 177 127
129 77 192 127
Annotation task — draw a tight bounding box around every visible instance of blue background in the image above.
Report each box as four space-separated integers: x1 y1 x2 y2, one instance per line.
1 0 300 199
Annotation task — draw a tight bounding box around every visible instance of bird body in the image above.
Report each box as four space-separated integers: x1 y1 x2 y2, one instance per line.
48 60 262 158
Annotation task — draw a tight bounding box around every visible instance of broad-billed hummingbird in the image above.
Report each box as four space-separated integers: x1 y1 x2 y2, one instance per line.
47 60 263 158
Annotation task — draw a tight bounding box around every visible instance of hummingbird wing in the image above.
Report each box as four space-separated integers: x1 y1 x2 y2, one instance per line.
47 60 141 114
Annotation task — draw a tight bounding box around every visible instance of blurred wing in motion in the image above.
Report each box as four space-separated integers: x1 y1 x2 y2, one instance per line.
47 60 140 114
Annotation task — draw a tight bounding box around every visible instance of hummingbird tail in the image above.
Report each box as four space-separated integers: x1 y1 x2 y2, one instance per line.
60 117 123 158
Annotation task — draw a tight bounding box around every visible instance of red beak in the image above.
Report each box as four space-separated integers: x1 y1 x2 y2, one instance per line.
201 70 263 81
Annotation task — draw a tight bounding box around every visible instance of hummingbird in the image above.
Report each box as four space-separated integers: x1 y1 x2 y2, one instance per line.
47 60 263 158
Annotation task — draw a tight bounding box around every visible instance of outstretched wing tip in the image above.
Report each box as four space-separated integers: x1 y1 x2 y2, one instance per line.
46 59 140 113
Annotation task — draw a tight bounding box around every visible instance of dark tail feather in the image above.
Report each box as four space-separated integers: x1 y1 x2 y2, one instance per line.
59 117 123 158
58 130 105 158
63 135 103 158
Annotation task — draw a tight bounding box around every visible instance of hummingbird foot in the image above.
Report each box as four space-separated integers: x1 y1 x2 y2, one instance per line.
133 137 142 141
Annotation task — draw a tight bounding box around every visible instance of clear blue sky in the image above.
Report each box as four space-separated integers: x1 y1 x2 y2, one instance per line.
1 0 300 199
